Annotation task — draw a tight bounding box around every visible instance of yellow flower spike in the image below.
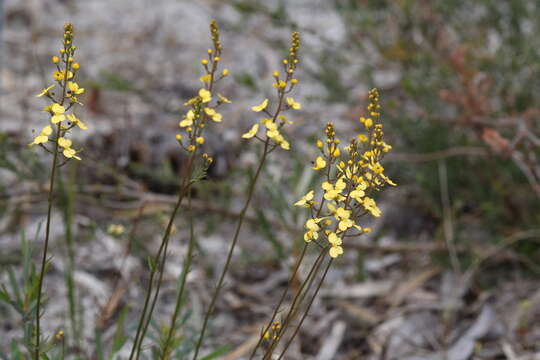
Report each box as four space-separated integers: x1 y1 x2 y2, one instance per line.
217 93 231 103
251 99 269 112
294 190 314 207
312 156 326 170
68 81 84 95
242 123 259 139
199 88 212 103
36 85 55 97
286 97 301 110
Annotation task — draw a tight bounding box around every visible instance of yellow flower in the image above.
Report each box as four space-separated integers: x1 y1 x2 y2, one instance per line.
286 97 301 110
196 136 205 144
357 134 368 142
362 197 381 217
329 245 344 258
204 107 222 122
221 69 229 76
199 88 212 103
273 80 287 89
175 134 183 141
50 104 66 124
58 137 72 149
63 147 81 160
217 93 231 103
29 125 53 146
68 81 84 95
312 156 326 170
107 224 125 236
36 85 55 97
72 63 80 70
321 178 346 201
200 74 211 83
251 99 269 112
179 110 195 127
350 184 366 202
53 71 64 81
328 232 342 246
242 123 259 139
294 190 314 207
52 56 59 64
66 113 88 130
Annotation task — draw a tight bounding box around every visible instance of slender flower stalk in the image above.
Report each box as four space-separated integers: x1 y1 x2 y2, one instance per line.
247 242 309 360
128 20 227 360
192 32 302 360
32 23 87 360
277 259 333 360
261 246 328 360
159 190 197 359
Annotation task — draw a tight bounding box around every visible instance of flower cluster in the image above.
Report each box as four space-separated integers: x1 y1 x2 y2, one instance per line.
294 89 395 258
176 20 230 167
241 32 302 151
31 23 87 160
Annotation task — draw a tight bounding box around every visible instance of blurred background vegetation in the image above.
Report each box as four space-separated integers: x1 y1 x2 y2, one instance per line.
1 0 539 359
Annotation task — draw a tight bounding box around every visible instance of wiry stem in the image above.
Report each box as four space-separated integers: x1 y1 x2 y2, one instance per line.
34 123 62 360
277 259 333 360
248 243 309 359
192 138 270 359
262 247 327 360
128 155 195 360
160 189 196 359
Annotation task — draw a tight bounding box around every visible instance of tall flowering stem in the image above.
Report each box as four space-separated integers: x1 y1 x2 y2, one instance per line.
128 20 229 360
31 23 87 360
192 32 302 360
259 89 396 359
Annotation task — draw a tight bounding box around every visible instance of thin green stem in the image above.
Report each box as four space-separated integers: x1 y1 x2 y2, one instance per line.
277 259 333 360
262 247 327 360
34 122 62 360
128 155 195 360
248 243 309 359
192 138 270 360
160 189 196 359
